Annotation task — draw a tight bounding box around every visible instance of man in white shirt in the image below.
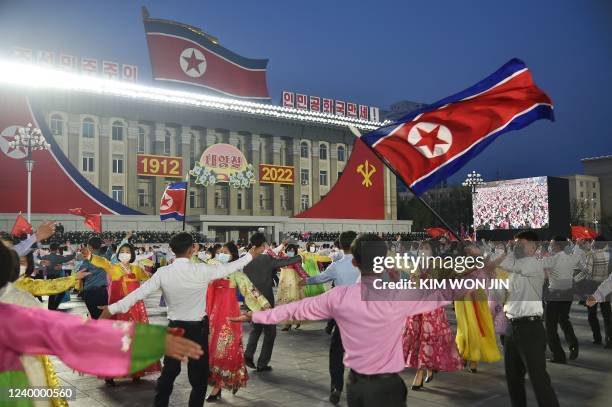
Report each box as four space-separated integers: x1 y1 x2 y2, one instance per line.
495 231 559 407
98 232 264 407
542 236 579 363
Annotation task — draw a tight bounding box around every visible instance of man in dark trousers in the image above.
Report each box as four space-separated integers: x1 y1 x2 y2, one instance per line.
496 231 560 407
243 232 302 372
99 232 264 407
78 236 109 319
41 242 76 310
301 231 359 404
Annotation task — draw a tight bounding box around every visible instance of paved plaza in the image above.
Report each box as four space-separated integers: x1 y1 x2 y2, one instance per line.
52 292 612 407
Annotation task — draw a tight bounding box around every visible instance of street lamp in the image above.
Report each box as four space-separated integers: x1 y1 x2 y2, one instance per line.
462 170 485 239
8 123 51 223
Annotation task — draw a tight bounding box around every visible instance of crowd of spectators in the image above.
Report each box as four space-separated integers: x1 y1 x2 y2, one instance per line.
285 231 429 242
474 179 549 230
0 230 206 246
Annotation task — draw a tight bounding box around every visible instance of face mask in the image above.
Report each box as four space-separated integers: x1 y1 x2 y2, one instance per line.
19 265 27 276
217 253 231 264
286 251 295 257
514 245 526 259
309 246 316 253
118 253 131 263
198 252 210 261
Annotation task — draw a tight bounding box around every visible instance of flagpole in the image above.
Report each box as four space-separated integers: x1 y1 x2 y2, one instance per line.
182 174 189 232
348 127 461 241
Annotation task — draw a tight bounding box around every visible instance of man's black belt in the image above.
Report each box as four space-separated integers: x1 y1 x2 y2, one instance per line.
169 316 209 325
349 369 397 380
509 315 542 323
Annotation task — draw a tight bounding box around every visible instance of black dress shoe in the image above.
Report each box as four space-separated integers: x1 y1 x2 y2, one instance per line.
206 389 222 402
104 379 116 387
411 384 423 391
244 357 256 369
329 389 341 404
547 358 567 364
569 344 579 360
256 366 273 372
593 338 602 345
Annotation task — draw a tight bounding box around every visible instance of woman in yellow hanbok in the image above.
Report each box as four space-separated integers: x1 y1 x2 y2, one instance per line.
300 242 330 297
86 243 161 380
454 244 501 372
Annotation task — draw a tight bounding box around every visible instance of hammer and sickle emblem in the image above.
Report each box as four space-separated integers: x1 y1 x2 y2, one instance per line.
357 160 376 188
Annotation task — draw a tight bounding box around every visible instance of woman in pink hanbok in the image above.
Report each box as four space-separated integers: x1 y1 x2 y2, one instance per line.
402 240 463 390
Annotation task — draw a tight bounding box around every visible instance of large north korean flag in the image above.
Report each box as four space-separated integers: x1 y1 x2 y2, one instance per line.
144 18 270 100
0 89 141 215
361 59 554 195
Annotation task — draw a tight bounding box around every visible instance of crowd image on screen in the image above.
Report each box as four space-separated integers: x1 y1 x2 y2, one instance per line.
473 177 549 231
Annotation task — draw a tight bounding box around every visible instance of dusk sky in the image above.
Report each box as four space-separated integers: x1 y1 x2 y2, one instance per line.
1 0 611 185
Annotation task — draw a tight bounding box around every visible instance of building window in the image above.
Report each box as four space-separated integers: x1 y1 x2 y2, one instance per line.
579 181 583 187
189 190 197 209
138 188 148 208
593 182 596 188
214 188 227 209
301 194 310 210
237 192 243 210
320 170 328 186
580 191 584 198
337 145 346 161
300 169 309 185
300 141 309 158
137 127 146 153
164 130 171 155
111 121 124 141
82 118 95 138
280 187 288 210
112 186 124 204
112 155 124 174
280 145 286 165
319 144 328 160
259 141 267 163
82 153 94 172
259 193 265 210
50 114 64 136
593 192 597 198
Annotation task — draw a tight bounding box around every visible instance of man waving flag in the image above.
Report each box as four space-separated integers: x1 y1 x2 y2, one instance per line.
359 58 554 195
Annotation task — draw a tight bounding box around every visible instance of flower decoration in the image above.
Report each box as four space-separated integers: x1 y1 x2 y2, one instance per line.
190 162 218 186
229 163 255 189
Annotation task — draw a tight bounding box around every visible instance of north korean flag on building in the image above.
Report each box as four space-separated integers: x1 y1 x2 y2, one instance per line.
143 16 270 100
160 182 187 221
361 59 554 195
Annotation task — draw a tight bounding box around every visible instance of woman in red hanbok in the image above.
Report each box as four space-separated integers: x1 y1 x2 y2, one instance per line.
402 240 463 390
206 242 270 401
89 243 162 385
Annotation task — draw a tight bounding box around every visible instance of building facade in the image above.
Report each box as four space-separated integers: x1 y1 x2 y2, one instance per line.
5 87 408 242
563 174 601 230
581 155 612 233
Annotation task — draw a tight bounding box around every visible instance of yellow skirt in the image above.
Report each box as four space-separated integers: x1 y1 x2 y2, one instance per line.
454 291 501 363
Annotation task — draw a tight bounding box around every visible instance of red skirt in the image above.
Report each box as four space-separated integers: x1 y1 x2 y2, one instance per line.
108 276 162 378
207 279 248 391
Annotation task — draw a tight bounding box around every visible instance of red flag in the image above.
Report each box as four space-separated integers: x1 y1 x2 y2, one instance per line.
425 227 457 241
144 17 270 100
571 225 597 240
69 208 102 233
294 139 385 219
11 213 32 236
